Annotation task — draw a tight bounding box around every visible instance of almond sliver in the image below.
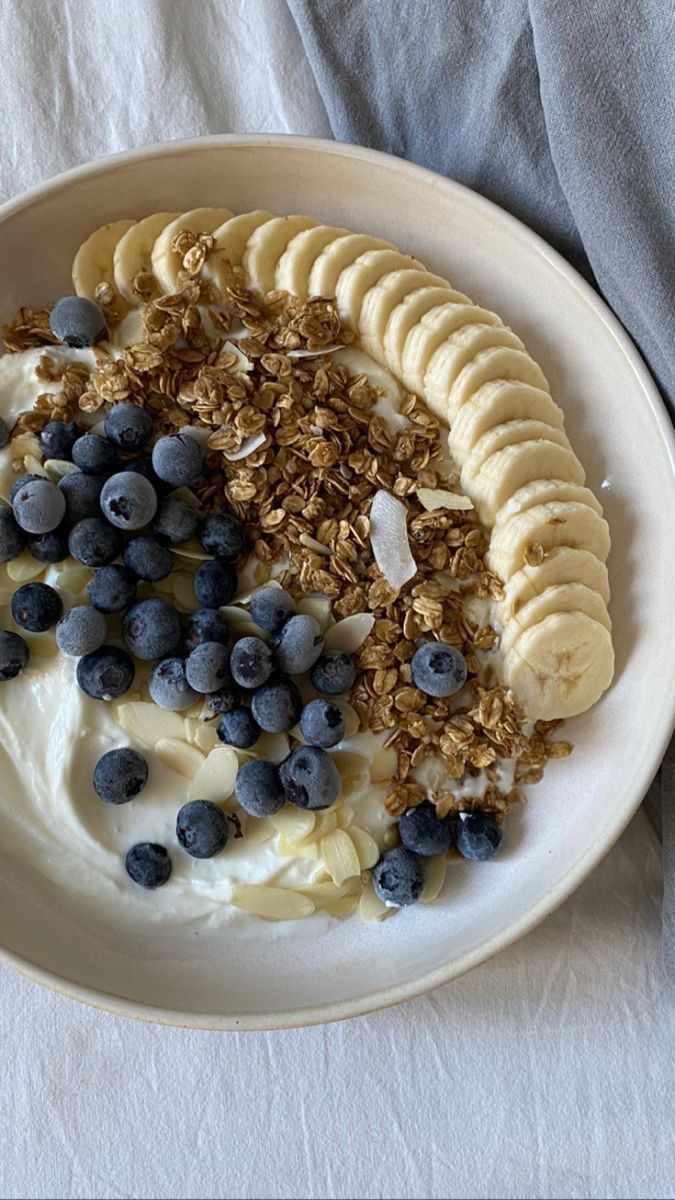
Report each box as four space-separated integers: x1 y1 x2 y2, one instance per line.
320 828 361 885
187 745 238 801
416 487 473 511
324 613 374 653
230 884 315 920
117 702 185 747
156 738 205 778
422 854 447 902
349 825 380 869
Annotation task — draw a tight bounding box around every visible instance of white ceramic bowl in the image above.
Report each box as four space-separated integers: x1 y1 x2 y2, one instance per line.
1 135 673 1029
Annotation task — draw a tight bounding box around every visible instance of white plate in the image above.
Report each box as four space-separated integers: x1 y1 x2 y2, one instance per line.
0 135 673 1030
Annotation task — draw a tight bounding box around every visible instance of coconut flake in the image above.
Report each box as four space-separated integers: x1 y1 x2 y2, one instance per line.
287 344 343 358
369 489 417 589
223 431 267 461
222 340 253 372
416 487 473 512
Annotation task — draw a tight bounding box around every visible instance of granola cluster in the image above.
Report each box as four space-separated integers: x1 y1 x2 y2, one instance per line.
3 279 571 821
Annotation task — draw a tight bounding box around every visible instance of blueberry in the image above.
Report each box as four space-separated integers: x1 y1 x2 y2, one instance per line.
12 477 66 534
0 630 29 681
148 656 199 711
206 683 240 715
39 419 79 460
194 560 237 608
123 535 173 581
273 614 323 675
279 746 341 811
230 635 273 689
100 471 158 531
309 650 357 696
152 433 204 488
68 517 122 566
217 707 260 749
123 598 181 661
235 759 284 817
0 507 26 562
199 511 247 561
71 432 117 475
76 645 135 700
93 747 148 805
0 417 8 449
11 582 63 632
28 524 69 563
372 847 426 907
249 587 295 635
9 474 41 504
184 608 230 651
185 641 231 694
124 456 167 492
152 497 200 545
125 842 172 889
251 677 302 733
104 402 153 451
49 296 107 348
56 605 107 656
59 472 105 523
455 811 503 861
410 642 467 698
299 698 345 748
176 800 229 858
87 564 137 613
398 801 454 857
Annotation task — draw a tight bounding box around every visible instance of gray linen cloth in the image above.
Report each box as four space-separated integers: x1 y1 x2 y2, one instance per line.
288 0 675 973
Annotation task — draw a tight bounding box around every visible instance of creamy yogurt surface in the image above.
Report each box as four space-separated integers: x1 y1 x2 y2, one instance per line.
0 336 407 929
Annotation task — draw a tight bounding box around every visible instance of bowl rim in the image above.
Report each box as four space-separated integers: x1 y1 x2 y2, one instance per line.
1 132 673 1031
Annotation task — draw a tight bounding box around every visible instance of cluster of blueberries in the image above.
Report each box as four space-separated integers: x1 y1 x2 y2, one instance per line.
0 296 503 908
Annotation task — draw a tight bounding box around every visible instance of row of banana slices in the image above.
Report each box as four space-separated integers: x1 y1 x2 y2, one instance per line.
71 208 613 720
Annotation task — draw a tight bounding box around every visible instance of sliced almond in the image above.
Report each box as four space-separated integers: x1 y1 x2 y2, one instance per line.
7 551 46 583
358 885 393 922
370 746 398 784
172 573 197 610
21 630 58 658
192 723 220 754
169 487 202 511
156 738 205 778
416 487 473 512
220 605 266 638
276 835 319 860
336 803 355 829
223 432 267 461
422 855 447 902
349 826 380 869
187 745 238 801
322 892 359 918
298 532 331 556
241 815 275 846
295 595 333 629
332 750 369 791
117 701 185 747
44 458 80 481
320 828 361 885
334 699 359 738
270 805 316 840
230 884 315 921
323 613 374 653
56 561 93 594
172 538 211 562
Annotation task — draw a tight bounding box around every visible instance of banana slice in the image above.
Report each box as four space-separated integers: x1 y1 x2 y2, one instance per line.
244 215 321 295
204 211 275 292
486 500 611 580
72 218 136 299
466 441 586 526
495 479 603 527
308 233 396 298
275 225 349 298
358 270 453 360
498 547 610 622
151 207 234 293
383 286 463 374
461 420 571 483
113 212 179 303
423 328 526 421
443 347 550 420
334 250 424 330
500 611 614 720
400 302 503 395
500 583 611 656
449 382 566 463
